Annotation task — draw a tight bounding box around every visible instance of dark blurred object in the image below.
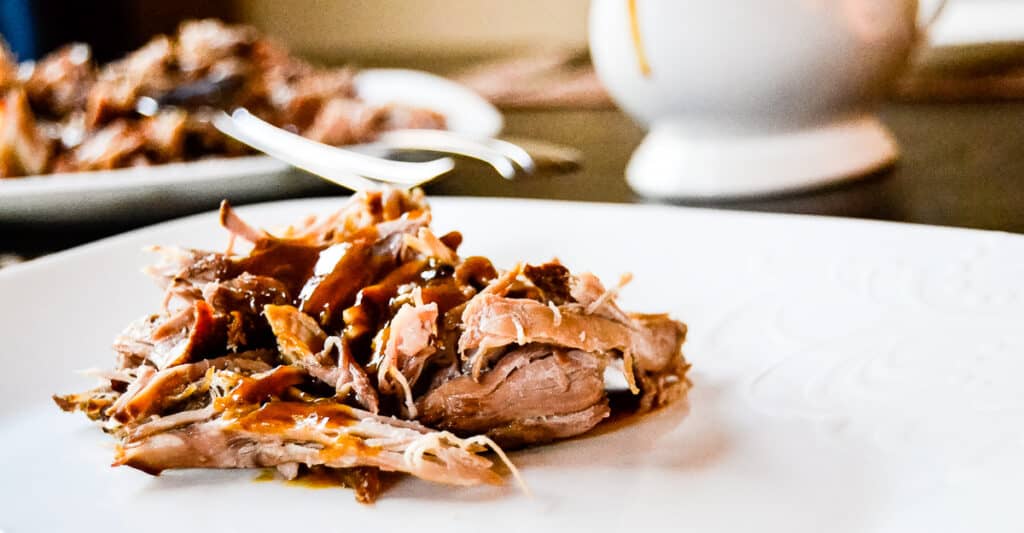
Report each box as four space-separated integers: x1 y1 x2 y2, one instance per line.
0 0 36 59
13 0 235 62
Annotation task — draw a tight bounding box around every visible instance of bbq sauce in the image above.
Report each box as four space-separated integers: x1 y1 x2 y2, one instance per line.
286 466 347 488
226 365 305 405
522 262 572 303
418 278 468 315
216 368 360 433
342 259 429 339
455 256 498 290
438 231 463 251
342 256 496 345
253 467 364 488
255 466 389 503
298 240 379 327
232 239 324 299
253 469 277 482
232 400 360 432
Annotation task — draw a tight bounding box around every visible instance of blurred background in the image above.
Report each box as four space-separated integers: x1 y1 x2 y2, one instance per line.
0 1 1012 61
5 0 592 63
2 0 1024 261
6 0 1024 114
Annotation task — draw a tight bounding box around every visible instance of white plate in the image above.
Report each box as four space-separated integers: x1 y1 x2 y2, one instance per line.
1 198 1022 532
0 69 503 225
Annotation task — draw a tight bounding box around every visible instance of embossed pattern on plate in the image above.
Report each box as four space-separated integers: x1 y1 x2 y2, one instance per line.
0 199 1021 532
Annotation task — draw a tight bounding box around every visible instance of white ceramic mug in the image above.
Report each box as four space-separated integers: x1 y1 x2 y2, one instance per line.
589 0 947 199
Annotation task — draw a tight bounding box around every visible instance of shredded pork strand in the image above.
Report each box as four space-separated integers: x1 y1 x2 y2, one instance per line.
219 200 267 244
548 301 562 327
584 272 634 316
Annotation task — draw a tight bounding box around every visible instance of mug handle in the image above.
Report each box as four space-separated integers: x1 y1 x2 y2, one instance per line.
917 0 949 32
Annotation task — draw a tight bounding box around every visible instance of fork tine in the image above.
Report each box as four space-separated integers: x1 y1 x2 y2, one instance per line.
213 111 383 191
483 137 536 174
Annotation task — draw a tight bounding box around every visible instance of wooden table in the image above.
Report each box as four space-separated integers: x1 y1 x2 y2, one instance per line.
2 101 1023 260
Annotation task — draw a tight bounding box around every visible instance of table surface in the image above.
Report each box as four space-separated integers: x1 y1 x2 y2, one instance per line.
2 100 1023 260
437 102 1024 233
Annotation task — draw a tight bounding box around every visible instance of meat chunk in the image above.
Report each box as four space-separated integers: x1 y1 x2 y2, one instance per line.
264 304 326 363
176 19 257 73
418 344 610 447
53 387 121 421
403 227 458 264
296 214 428 329
0 88 52 177
109 352 273 423
54 188 688 502
458 290 686 403
297 240 386 327
303 98 386 145
85 36 175 128
117 399 504 489
113 315 162 371
337 467 382 504
69 120 146 170
628 313 688 373
569 271 633 324
149 300 226 369
523 262 572 304
23 43 95 116
264 305 379 412
141 110 187 162
460 294 679 371
378 302 439 392
279 69 357 130
0 41 16 90
146 247 232 299
202 273 290 315
380 104 447 132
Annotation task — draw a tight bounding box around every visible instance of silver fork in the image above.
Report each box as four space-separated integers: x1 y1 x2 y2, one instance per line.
213 108 537 190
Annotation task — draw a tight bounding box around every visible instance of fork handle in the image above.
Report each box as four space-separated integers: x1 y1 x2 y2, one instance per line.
216 109 455 185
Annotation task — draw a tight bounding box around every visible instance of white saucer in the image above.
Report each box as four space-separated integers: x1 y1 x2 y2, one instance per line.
626 115 900 200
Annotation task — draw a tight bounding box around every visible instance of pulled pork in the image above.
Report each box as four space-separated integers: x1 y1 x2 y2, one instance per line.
1 19 446 178
55 188 690 502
